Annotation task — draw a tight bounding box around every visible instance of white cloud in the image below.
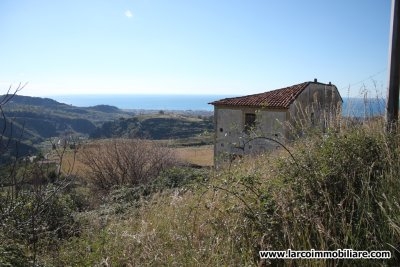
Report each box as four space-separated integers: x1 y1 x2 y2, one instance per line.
124 10 133 18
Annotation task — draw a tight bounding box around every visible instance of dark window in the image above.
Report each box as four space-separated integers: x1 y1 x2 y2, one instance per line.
244 113 256 133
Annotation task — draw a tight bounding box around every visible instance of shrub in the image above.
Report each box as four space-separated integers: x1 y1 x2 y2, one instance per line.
0 243 30 267
156 166 208 189
0 182 80 265
80 139 177 190
94 167 209 215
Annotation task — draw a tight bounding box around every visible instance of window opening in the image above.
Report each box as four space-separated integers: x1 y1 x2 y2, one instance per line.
244 113 256 133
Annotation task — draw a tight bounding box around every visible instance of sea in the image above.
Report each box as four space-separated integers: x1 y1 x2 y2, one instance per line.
48 94 387 117
49 94 222 112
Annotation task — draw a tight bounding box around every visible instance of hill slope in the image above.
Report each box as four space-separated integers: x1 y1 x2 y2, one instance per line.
0 95 214 161
0 94 132 160
90 113 214 141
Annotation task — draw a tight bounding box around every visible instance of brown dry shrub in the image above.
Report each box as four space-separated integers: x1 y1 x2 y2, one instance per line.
80 139 177 190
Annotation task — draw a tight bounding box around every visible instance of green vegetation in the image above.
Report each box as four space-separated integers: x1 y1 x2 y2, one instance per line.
0 160 80 266
90 113 214 141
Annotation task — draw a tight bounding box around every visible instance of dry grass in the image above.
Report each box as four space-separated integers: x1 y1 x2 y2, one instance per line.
60 150 86 175
175 145 213 167
56 179 255 266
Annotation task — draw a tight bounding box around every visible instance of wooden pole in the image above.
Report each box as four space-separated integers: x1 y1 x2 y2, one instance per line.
387 0 400 130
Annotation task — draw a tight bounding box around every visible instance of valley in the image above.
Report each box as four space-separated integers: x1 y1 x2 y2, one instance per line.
0 94 214 164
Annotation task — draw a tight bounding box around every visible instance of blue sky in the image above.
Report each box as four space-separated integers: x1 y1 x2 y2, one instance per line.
0 0 392 97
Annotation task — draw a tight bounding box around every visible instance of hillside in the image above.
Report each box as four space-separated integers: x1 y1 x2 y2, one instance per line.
90 113 214 141
4 95 130 124
0 94 214 161
3 95 130 135
0 95 131 161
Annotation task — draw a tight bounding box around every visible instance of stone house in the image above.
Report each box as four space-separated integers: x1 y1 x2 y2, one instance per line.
209 79 342 164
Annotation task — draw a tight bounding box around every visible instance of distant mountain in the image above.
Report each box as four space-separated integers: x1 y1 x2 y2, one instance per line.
7 95 68 107
3 95 122 116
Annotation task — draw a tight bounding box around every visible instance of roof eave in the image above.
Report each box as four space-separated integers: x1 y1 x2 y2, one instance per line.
210 103 290 109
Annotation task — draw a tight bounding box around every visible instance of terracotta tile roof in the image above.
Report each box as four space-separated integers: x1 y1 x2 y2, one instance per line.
210 82 311 109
